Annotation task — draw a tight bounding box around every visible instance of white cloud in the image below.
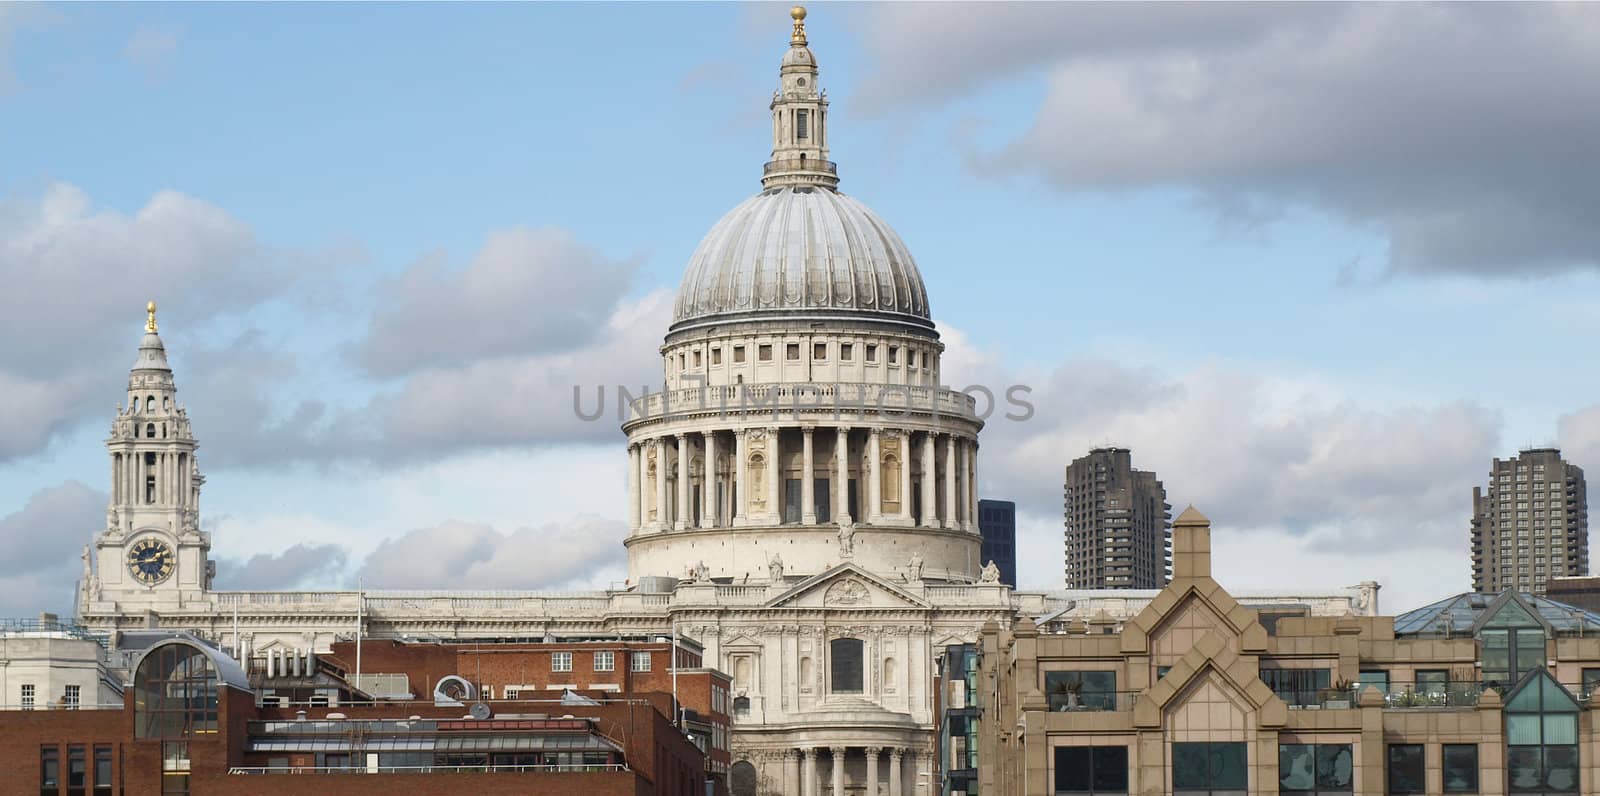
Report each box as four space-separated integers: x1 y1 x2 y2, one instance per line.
214 543 348 591
0 481 104 616
858 3 1600 276
357 516 627 591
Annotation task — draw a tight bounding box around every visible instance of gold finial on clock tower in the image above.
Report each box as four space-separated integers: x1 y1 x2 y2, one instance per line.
146 301 158 333
790 6 807 45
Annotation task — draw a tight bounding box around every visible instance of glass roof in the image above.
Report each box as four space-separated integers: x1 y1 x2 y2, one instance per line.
1393 591 1600 636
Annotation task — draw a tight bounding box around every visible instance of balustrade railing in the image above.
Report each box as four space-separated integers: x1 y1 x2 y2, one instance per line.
763 157 837 175
625 381 978 424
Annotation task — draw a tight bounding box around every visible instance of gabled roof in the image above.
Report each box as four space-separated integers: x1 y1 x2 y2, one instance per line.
764 561 930 609
1394 590 1600 637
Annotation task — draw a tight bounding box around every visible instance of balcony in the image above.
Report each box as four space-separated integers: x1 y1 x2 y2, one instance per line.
624 382 980 424
762 157 837 176
1047 690 1139 712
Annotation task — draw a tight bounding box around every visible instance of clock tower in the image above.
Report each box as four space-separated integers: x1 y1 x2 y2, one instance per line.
83 302 212 612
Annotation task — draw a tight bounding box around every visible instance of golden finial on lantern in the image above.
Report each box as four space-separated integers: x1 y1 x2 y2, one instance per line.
790 6 807 45
146 301 158 333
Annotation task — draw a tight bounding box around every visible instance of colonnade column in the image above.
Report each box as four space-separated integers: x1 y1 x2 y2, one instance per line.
968 441 980 532
898 434 912 524
867 428 883 523
920 433 936 528
957 438 969 531
803 748 819 796
655 438 669 532
889 748 904 796
943 434 957 529
675 433 691 530
835 427 852 525
627 443 641 533
785 749 801 796
865 747 881 796
767 427 781 523
801 426 817 524
701 431 718 529
830 747 846 796
637 440 651 531
734 429 748 526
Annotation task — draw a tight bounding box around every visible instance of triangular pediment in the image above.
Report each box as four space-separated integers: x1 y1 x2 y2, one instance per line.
765 563 930 609
1121 577 1268 655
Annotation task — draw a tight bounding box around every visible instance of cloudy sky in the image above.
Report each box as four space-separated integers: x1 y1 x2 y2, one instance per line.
3 2 1598 618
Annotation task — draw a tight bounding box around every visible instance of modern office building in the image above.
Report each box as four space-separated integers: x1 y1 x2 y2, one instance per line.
978 499 1017 587
1471 448 1589 595
1063 448 1172 589
1547 575 1600 614
979 507 1600 796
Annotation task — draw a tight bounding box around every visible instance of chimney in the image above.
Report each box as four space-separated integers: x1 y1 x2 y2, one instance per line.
1172 505 1212 579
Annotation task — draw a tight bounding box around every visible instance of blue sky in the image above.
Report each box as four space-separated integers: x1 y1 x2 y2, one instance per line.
3 3 1599 616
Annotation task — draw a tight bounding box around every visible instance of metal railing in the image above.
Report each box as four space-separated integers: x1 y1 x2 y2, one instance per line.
228 763 629 775
0 702 124 711
763 157 837 175
1046 691 1140 712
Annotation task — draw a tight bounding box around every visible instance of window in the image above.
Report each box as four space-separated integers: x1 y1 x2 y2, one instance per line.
796 109 809 139
42 747 59 796
1415 669 1449 696
888 346 899 364
1505 671 1580 793
1442 744 1478 793
1479 596 1548 689
1044 670 1117 711
134 643 219 738
1172 742 1246 794
1386 745 1424 794
504 687 520 699
21 682 34 709
830 638 864 693
64 684 81 709
693 351 702 368
733 696 750 716
1055 745 1128 795
758 344 772 362
594 651 615 672
552 652 573 672
93 745 112 793
1580 667 1600 699
68 745 86 796
814 343 827 360
631 651 652 672
786 343 800 361
1260 667 1331 706
866 344 878 363
1279 744 1352 794
711 347 722 366
840 343 853 361
733 345 746 363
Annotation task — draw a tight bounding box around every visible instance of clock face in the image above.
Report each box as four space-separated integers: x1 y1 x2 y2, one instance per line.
127 538 175 585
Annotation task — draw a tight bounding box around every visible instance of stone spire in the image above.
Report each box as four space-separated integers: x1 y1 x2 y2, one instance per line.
107 301 205 540
761 6 838 190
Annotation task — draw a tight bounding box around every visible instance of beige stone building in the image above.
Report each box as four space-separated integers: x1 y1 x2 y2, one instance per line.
981 507 1600 796
1472 448 1589 595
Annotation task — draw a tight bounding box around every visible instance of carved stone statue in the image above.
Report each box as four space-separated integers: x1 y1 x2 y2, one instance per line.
907 552 924 583
768 555 785 583
691 560 712 583
1352 580 1380 615
980 560 1000 583
837 523 855 556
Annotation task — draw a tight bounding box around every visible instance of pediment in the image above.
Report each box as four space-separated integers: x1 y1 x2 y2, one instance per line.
766 563 930 610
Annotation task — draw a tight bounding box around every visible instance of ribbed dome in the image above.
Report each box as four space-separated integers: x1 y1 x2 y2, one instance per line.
671 186 933 333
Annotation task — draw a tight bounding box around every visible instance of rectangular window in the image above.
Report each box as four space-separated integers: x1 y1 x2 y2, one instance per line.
64 684 81 709
796 109 809 139
733 346 746 363
888 346 899 364
93 746 112 793
594 651 615 672
840 343 853 361
504 687 520 699
552 652 572 672
21 682 35 709
1582 667 1600 699
866 344 878 363
1044 670 1117 711
814 342 827 360
1442 744 1478 793
1260 667 1331 706
786 343 800 361
1054 745 1129 795
909 349 918 367
758 344 773 362
42 747 59 796
830 638 864 693
1386 744 1425 794
693 350 702 367
68 745 86 795
631 651 652 672
1279 743 1353 793
711 347 722 365
1173 741 1246 794
1415 669 1449 695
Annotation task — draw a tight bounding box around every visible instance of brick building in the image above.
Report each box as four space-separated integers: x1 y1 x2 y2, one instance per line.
7 633 711 796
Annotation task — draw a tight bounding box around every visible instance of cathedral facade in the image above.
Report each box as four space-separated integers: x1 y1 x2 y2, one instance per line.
74 9 1374 796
